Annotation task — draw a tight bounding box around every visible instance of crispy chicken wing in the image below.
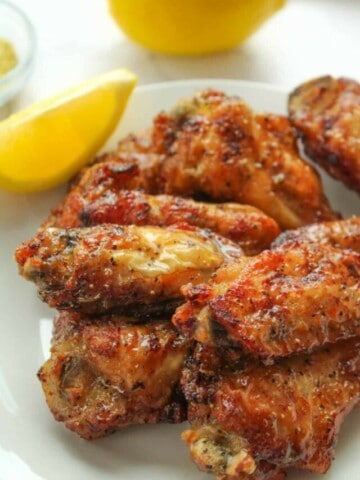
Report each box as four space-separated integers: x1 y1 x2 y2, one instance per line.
289 76 360 193
181 338 360 479
173 243 360 358
78 129 161 191
38 312 191 439
45 131 162 230
43 128 164 230
272 216 360 252
46 188 279 255
156 89 336 229
15 224 242 315
59 89 336 230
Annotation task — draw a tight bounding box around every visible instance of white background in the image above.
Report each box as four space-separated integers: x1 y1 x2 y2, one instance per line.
6 0 360 109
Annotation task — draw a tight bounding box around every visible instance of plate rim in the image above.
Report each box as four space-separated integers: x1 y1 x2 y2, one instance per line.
133 78 289 94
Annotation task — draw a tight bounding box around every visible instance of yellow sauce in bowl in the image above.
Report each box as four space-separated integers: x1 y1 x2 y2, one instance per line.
0 37 17 77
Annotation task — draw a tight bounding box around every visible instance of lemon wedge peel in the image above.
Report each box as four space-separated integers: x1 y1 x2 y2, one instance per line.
0 68 137 192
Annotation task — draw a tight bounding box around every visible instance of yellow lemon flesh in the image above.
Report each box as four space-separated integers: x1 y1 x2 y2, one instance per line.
0 68 137 192
108 0 286 56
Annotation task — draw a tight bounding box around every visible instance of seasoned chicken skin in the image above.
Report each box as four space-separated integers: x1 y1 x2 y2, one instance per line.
63 89 336 230
155 89 336 229
272 216 360 252
38 312 191 439
77 129 161 192
173 243 360 358
43 128 162 228
15 224 242 315
289 76 360 193
44 136 159 230
182 338 360 479
45 188 279 256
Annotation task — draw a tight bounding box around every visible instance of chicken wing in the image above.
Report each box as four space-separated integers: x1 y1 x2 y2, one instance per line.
46 187 279 256
156 89 336 229
289 76 360 193
272 216 360 252
15 224 242 315
173 243 360 358
57 89 336 230
181 338 360 479
47 161 142 229
38 312 191 439
44 130 162 230
74 128 161 192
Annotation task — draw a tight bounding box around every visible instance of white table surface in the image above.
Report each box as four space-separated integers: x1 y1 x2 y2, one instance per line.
6 0 360 111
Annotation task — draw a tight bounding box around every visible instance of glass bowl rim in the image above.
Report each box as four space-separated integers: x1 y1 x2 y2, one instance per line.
0 0 37 87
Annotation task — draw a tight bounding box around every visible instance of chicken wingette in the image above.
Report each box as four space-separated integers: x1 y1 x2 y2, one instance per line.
64 89 337 230
45 188 279 256
181 338 360 480
156 89 337 229
173 243 360 358
38 312 191 439
289 76 360 194
15 224 242 315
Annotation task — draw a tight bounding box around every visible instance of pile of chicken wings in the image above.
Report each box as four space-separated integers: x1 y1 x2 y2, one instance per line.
15 77 360 480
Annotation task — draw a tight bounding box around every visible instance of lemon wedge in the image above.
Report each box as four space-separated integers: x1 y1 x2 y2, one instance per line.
0 68 137 192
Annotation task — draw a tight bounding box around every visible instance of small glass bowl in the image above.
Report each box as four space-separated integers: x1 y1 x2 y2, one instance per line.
0 0 36 106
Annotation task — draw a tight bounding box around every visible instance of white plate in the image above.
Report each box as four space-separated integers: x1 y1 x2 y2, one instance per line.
0 80 359 480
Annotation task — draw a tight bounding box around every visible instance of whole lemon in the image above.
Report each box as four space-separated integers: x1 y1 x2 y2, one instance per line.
108 0 286 56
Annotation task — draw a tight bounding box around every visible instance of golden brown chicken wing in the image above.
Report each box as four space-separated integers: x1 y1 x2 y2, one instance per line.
75 128 161 192
173 243 360 358
156 89 336 229
38 312 191 439
15 224 242 315
46 187 279 256
45 130 162 230
47 161 142 229
272 216 360 252
181 338 360 480
289 76 360 193
58 89 336 230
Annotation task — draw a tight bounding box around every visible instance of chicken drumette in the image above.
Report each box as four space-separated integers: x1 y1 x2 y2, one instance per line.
38 311 191 439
